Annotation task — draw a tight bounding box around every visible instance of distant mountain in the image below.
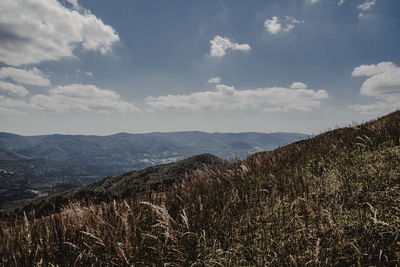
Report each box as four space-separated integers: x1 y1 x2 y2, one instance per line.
0 131 307 167
0 131 307 209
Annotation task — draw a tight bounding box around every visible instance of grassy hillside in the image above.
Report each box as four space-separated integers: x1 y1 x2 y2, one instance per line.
1 111 400 266
82 153 222 194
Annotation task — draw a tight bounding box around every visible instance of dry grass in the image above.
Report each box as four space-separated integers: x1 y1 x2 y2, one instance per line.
1 110 400 266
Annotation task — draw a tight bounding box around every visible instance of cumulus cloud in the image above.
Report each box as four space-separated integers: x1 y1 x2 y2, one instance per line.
0 81 29 96
264 16 303 35
0 67 50 86
306 0 320 4
209 36 251 58
0 0 119 66
352 62 397 77
145 82 328 112
350 62 400 114
207 77 221 84
264 17 282 35
338 0 346 6
30 84 138 113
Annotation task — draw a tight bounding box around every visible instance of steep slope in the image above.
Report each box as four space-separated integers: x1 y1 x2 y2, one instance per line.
2 111 399 266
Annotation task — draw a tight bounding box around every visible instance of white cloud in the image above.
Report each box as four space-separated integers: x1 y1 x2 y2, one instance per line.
264 16 303 35
358 69 400 99
30 84 138 113
207 77 221 84
290 82 308 89
0 95 29 107
145 83 328 112
306 0 320 4
358 0 376 11
209 36 251 58
0 67 50 86
351 62 397 77
264 17 282 35
0 95 35 115
338 0 346 6
357 0 376 18
0 0 119 66
1 83 138 115
0 81 29 96
350 61 400 114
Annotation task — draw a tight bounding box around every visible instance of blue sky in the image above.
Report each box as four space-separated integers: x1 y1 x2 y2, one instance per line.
0 0 399 135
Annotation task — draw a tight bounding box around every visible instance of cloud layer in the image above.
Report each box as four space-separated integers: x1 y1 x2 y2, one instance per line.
264 16 302 35
30 84 138 113
350 62 400 114
146 83 328 112
209 36 251 58
0 0 119 66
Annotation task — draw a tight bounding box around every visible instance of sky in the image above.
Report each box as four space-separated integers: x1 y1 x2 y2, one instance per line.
0 0 399 135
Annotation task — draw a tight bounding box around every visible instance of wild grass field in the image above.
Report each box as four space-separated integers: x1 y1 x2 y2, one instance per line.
1 111 400 266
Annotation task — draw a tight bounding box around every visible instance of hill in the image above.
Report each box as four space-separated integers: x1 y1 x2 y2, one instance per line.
14 154 221 216
1 111 399 266
81 153 221 194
